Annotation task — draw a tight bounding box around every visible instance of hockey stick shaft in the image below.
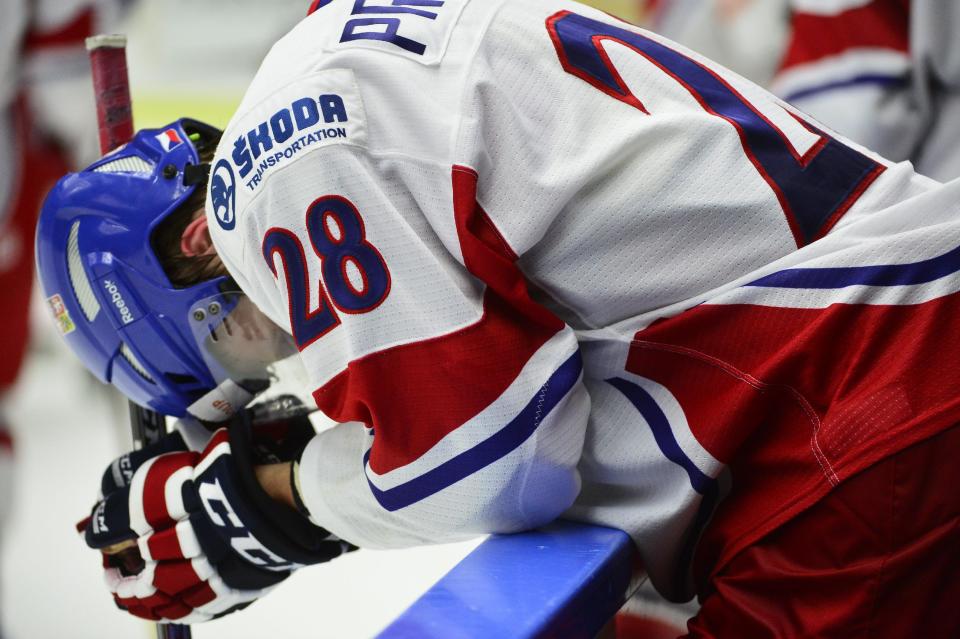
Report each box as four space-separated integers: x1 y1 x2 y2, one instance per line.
129 405 193 639
87 34 192 639
86 35 134 154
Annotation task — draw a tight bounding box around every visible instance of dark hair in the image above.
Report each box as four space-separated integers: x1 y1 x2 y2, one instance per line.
151 134 228 288
151 188 226 287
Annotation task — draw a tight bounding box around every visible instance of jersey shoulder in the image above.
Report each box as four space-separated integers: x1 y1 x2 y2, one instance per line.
257 0 507 92
302 0 481 66
207 0 514 240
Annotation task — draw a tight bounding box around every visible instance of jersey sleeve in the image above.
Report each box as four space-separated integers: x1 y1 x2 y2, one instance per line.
209 57 591 547
265 151 588 548
453 1 913 334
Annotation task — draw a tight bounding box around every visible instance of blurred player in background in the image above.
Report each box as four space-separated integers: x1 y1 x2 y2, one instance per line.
771 0 960 182
651 0 960 184
645 1 960 183
36 0 960 636
0 0 130 634
641 0 790 85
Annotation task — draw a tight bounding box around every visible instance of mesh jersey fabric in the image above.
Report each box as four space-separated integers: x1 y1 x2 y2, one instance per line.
206 0 958 601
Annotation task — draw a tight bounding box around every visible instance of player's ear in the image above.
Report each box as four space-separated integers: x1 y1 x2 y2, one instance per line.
180 213 216 257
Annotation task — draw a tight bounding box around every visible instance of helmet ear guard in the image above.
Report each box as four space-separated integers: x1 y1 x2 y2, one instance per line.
36 118 293 418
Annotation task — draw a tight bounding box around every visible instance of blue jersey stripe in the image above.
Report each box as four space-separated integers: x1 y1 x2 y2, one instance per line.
747 244 960 289
365 351 583 512
607 377 721 586
606 378 715 495
783 74 907 104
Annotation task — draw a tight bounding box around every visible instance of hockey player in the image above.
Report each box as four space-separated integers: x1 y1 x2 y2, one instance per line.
772 0 960 182
36 0 960 635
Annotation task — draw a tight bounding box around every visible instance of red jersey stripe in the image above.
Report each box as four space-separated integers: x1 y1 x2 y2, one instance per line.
312 167 565 475
780 0 910 72
307 0 333 16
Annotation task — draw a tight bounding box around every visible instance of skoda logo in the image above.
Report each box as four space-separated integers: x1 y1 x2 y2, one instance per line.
211 159 237 231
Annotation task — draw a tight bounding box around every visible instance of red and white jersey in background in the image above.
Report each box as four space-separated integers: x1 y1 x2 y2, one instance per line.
0 0 126 220
0 0 121 383
208 0 959 601
0 0 121 557
0 0 28 111
0 0 111 112
772 0 960 181
0 0 28 225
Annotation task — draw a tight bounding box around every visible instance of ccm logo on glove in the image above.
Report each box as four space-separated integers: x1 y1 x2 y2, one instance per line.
81 413 351 624
196 470 300 572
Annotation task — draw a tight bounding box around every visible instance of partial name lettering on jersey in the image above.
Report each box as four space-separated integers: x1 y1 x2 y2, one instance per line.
219 69 368 209
312 0 469 65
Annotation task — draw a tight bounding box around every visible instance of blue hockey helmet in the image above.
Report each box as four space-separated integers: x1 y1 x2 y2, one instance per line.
36 119 294 417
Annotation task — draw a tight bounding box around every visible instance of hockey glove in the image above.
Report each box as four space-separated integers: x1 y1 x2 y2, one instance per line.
82 411 351 623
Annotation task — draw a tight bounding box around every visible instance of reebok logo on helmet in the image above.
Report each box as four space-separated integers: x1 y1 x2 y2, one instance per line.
102 279 136 325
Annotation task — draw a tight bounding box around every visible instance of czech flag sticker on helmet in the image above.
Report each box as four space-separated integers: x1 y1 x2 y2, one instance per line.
155 129 184 152
47 294 76 335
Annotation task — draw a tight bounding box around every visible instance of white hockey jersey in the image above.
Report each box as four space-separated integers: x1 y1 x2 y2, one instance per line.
771 0 960 181
207 0 960 601
0 0 124 113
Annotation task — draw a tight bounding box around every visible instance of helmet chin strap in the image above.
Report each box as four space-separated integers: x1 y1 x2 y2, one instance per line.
186 378 266 423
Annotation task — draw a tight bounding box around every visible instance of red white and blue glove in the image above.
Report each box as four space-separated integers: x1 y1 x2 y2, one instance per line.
81 410 352 623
